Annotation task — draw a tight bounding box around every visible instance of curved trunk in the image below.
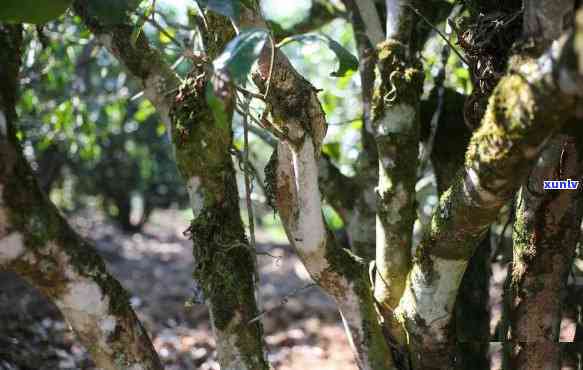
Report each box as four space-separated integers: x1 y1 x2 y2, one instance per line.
0 23 163 370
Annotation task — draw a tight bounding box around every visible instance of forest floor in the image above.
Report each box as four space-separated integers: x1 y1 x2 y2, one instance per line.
0 209 580 370
0 209 356 370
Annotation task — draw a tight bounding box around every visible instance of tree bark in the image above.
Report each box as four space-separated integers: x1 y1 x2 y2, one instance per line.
371 2 423 353
341 0 379 263
425 87 490 368
240 4 397 368
509 130 583 370
395 13 583 367
72 3 270 369
0 23 163 370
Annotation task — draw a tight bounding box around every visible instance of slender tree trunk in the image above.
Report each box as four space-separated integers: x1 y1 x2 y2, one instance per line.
72 3 270 368
341 0 379 263
0 23 163 370
425 83 491 368
368 2 423 357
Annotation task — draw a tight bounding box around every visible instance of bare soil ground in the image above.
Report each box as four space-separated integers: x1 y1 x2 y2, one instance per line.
1 209 581 369
0 209 356 370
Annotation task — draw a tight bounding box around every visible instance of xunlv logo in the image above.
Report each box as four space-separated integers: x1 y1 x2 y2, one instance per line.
543 179 580 190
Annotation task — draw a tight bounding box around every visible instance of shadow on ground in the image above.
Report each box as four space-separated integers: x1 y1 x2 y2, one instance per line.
0 209 356 370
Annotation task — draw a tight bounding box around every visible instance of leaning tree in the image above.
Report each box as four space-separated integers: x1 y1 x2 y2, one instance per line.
1 0 583 369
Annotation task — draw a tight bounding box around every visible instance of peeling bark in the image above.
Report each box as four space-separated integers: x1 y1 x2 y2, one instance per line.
0 23 162 370
243 5 396 368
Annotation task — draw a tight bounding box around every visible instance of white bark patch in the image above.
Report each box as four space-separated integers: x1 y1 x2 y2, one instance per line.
375 104 416 136
397 257 467 341
187 176 205 218
0 110 7 138
53 246 116 350
100 315 117 337
292 139 326 255
0 232 25 264
388 184 409 223
381 155 395 169
59 279 110 319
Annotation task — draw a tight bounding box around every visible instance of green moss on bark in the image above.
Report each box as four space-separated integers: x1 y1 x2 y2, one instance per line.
169 41 268 370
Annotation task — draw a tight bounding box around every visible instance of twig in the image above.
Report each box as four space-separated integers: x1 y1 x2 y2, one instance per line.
404 3 471 67
247 283 317 324
230 146 269 195
264 35 275 100
241 94 262 308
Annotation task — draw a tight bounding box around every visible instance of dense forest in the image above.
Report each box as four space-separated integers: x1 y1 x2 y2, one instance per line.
1 0 583 369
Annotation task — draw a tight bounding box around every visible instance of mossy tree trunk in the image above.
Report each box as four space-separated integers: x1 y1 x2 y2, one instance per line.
72 2 269 369
394 12 583 366
425 86 491 369
0 23 163 370
509 131 583 369
506 2 581 368
9 1 583 369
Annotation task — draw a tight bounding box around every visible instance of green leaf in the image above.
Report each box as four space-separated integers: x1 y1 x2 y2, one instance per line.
0 0 71 24
278 33 358 77
323 142 341 161
196 0 240 21
213 28 269 84
131 0 156 45
205 82 229 128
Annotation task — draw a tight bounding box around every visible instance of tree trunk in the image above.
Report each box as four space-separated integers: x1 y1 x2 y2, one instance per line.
396 16 583 366
72 3 270 368
0 23 163 370
509 131 583 369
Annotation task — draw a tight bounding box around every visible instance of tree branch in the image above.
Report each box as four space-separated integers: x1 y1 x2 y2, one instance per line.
340 0 379 261
371 3 423 347
72 1 180 133
318 154 360 222
243 5 396 369
395 15 583 367
355 0 385 45
270 0 347 41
